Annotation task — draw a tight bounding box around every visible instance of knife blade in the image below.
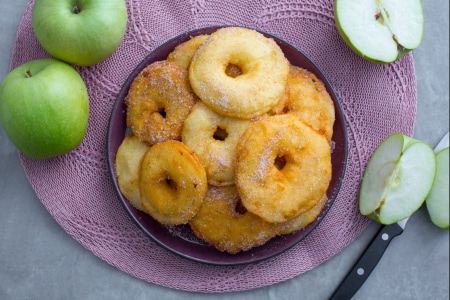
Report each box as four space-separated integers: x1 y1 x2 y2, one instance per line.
329 132 449 300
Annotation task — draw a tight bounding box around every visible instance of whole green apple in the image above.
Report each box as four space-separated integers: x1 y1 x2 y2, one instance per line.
32 0 128 66
0 58 89 159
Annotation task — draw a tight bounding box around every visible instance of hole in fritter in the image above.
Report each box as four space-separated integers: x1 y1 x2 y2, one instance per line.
274 155 287 170
225 63 243 78
213 126 228 141
159 108 167 118
165 177 177 191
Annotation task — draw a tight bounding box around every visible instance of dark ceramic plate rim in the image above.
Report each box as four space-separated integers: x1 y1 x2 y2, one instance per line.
107 26 348 266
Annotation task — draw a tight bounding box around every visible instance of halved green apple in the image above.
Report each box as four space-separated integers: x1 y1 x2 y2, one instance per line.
359 133 436 225
334 0 424 63
425 147 449 230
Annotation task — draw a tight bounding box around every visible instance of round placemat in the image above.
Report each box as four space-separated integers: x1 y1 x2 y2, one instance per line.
11 0 416 293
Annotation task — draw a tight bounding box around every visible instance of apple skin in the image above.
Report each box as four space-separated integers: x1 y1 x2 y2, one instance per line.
359 133 436 225
32 0 128 66
0 59 89 159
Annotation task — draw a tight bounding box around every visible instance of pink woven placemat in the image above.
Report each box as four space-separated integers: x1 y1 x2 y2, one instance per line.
11 0 416 293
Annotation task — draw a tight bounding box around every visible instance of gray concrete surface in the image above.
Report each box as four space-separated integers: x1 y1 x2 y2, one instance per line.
1 1 448 299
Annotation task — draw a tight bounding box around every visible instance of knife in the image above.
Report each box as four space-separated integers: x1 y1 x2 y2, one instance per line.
329 132 449 300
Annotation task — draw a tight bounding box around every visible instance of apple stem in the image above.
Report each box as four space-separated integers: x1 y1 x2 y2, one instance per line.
26 69 33 78
73 5 81 14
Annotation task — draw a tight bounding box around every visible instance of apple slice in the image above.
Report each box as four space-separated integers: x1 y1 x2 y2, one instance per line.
359 133 436 225
334 0 424 63
425 147 449 230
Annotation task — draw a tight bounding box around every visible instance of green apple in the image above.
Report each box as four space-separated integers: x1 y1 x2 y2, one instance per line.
334 0 424 63
32 0 128 66
425 147 449 230
359 133 436 225
0 58 89 159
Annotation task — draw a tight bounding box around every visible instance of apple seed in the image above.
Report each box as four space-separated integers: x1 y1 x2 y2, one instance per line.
375 11 381 20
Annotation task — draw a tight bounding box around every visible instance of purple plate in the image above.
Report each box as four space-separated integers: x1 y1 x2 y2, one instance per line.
107 26 348 266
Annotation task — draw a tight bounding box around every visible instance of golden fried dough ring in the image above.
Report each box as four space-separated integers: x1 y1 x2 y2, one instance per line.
125 60 198 145
286 66 335 141
167 35 209 70
182 102 251 186
139 140 207 225
279 193 328 235
115 134 150 212
235 114 332 223
189 27 289 119
166 34 243 78
189 186 283 254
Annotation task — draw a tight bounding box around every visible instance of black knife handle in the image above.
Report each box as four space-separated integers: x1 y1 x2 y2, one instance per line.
329 223 404 300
